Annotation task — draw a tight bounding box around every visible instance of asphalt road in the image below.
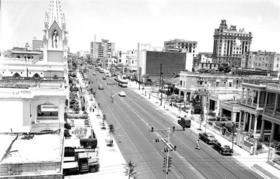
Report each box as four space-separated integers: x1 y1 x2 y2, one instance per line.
89 70 262 179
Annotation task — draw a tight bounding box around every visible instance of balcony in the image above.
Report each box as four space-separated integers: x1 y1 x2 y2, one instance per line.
0 77 65 89
264 108 274 117
267 84 280 92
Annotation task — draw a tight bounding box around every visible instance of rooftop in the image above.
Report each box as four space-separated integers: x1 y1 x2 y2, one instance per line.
0 132 62 164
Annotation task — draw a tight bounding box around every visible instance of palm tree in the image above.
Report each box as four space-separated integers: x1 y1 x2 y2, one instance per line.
124 160 137 179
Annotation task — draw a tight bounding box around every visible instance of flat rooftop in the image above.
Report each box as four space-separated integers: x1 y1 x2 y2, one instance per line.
0 133 62 164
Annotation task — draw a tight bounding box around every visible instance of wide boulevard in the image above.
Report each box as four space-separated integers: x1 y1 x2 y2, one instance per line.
89 69 262 179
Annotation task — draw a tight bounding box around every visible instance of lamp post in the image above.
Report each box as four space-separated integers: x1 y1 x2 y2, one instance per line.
160 64 163 106
232 122 235 152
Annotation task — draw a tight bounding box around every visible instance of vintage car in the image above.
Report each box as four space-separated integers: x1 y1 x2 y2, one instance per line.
212 141 233 155
199 132 217 144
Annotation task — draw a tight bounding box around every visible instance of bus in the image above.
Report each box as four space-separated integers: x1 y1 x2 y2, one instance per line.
115 76 128 88
118 82 128 88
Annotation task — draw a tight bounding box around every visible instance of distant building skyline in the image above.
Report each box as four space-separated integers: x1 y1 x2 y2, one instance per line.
1 0 280 53
90 39 115 59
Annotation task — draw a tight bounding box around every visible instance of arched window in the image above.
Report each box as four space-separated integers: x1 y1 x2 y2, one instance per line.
13 73 21 78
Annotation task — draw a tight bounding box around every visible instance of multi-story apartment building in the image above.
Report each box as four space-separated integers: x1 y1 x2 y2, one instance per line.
177 72 242 116
213 20 252 67
117 50 137 71
246 51 280 71
90 39 115 59
164 39 197 57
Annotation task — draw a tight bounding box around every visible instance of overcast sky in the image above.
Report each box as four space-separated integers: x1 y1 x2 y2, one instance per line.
1 0 280 53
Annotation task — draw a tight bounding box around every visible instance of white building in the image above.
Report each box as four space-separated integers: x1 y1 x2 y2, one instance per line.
0 0 67 178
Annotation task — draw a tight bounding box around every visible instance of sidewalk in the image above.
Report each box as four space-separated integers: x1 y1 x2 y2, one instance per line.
128 81 280 179
65 73 127 179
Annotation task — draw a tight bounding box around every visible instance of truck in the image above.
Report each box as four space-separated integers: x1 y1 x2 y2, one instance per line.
177 117 191 130
63 117 99 174
63 143 99 174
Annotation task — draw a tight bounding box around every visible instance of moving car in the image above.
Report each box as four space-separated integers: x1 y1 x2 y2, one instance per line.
98 84 104 90
212 141 233 155
199 132 217 144
118 91 126 97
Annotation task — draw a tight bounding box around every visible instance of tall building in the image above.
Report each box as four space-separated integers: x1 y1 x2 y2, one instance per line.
164 39 197 57
32 38 43 50
212 20 252 67
138 51 193 80
90 39 115 59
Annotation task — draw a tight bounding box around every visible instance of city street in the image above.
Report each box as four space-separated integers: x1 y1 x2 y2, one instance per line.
89 70 262 179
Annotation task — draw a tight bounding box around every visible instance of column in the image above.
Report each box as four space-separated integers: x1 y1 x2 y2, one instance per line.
256 90 260 109
231 112 237 123
243 112 247 130
183 91 187 103
260 119 265 141
253 115 258 137
246 88 249 105
264 91 268 108
250 90 254 107
248 114 252 133
238 111 242 129
270 123 275 143
242 88 244 102
178 89 181 98
273 94 278 116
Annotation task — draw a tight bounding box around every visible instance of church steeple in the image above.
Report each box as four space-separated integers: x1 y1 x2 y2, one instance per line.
45 0 65 29
43 0 68 62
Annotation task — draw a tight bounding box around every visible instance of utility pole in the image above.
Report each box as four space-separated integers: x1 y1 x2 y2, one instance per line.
194 87 209 131
151 127 176 178
138 67 141 90
160 64 163 106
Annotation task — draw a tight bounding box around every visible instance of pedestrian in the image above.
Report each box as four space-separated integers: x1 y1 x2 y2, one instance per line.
195 139 200 150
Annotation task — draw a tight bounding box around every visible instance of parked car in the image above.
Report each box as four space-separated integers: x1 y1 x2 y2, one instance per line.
118 91 126 97
212 141 233 155
98 84 104 90
199 132 217 144
102 76 106 80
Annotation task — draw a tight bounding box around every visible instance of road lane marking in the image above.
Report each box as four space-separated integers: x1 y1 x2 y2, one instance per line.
119 96 206 179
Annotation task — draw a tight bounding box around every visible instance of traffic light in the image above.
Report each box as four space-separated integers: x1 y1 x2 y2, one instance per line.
168 156 172 167
151 127 154 132
163 157 167 167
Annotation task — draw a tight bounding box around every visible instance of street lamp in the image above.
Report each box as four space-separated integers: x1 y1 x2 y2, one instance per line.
232 122 235 152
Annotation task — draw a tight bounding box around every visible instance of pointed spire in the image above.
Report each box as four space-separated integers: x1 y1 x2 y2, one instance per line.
45 0 65 28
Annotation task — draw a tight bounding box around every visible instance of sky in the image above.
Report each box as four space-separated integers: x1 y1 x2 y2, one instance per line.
0 0 280 53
